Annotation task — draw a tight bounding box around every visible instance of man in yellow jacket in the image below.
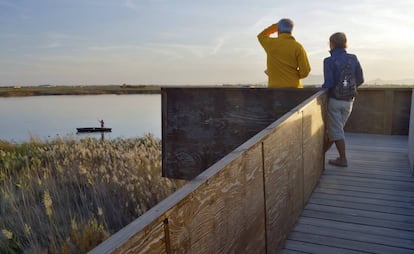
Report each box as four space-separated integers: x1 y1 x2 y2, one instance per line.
258 18 311 88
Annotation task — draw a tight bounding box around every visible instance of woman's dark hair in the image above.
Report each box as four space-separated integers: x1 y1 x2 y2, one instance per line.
330 32 347 49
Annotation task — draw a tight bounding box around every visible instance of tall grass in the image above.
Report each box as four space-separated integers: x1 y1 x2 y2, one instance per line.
0 135 185 253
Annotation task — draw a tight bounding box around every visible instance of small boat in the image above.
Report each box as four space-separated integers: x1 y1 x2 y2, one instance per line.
76 127 112 133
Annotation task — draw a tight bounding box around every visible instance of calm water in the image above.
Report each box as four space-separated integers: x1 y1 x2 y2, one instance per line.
0 94 161 142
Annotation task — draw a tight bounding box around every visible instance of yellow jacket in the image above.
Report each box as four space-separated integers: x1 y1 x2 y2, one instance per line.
258 24 311 88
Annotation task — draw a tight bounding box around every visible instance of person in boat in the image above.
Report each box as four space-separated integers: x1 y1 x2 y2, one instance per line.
99 119 104 128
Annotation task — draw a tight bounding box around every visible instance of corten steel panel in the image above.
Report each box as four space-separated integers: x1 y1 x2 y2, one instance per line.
345 88 412 135
162 87 319 180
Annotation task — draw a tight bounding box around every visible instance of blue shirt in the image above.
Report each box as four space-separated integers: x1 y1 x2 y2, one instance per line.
322 48 364 99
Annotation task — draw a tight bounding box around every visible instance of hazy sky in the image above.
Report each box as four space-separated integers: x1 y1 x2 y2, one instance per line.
0 0 413 86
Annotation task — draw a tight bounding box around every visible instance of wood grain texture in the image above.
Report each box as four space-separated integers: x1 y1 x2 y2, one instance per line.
262 112 303 254
162 87 319 179
345 88 412 135
345 89 387 134
301 94 327 204
392 90 412 134
91 89 328 254
91 89 413 253
282 133 414 254
89 216 168 254
167 143 266 254
112 220 167 254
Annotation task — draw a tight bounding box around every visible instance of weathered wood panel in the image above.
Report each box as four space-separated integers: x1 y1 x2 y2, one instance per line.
162 87 319 180
345 88 412 135
112 220 167 254
260 90 326 254
167 142 266 254
90 215 168 254
409 89 414 175
301 93 327 203
282 133 414 254
346 89 389 134
91 141 267 254
392 90 412 134
262 111 303 254
90 89 328 254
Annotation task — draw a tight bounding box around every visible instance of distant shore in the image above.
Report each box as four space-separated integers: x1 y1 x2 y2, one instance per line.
1 83 412 97
0 85 161 97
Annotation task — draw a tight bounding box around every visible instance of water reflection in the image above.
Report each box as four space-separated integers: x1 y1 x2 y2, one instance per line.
0 94 161 142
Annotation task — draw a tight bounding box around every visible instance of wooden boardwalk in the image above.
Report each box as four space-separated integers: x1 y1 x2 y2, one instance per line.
282 133 414 254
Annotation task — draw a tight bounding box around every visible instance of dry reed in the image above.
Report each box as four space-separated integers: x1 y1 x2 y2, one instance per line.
0 134 185 253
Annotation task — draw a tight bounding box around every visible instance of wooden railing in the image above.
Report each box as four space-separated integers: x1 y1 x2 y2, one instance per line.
345 87 413 174
90 86 413 253
90 90 327 253
345 87 412 135
161 87 321 180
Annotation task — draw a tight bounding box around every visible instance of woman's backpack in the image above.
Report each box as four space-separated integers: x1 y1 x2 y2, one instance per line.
333 57 357 100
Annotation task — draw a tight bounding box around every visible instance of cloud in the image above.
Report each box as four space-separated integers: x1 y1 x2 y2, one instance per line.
2 0 414 85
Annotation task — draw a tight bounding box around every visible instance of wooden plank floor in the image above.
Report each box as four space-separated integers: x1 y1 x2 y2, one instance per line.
282 133 414 254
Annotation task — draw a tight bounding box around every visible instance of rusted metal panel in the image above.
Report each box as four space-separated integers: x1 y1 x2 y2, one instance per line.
162 87 319 180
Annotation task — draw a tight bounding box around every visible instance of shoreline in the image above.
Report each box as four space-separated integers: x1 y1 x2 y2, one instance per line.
0 85 161 97
1 84 412 97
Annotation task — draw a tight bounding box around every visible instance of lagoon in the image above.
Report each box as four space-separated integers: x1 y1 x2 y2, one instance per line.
0 94 161 142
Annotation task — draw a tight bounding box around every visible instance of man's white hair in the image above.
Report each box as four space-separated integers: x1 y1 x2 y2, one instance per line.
278 18 294 33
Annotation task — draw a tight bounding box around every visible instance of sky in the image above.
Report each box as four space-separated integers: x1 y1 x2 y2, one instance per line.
0 0 413 86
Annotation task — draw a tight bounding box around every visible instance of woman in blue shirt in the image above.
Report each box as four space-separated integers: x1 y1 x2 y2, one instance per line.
323 32 364 167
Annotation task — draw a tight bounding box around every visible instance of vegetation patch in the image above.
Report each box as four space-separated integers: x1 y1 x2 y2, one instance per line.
0 135 185 253
0 85 161 97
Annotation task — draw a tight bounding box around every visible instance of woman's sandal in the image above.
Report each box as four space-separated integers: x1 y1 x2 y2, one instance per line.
328 158 348 167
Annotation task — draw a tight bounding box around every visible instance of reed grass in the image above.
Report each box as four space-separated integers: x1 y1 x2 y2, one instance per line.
0 134 185 253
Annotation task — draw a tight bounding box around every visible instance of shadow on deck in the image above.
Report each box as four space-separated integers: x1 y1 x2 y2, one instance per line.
282 133 414 253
